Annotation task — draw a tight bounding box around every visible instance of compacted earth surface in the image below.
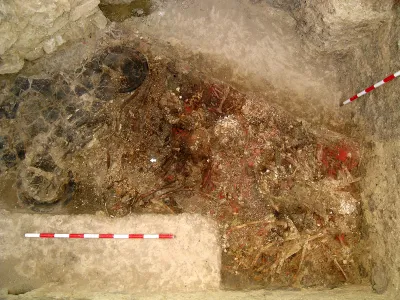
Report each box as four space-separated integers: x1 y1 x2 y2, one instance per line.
0 33 368 290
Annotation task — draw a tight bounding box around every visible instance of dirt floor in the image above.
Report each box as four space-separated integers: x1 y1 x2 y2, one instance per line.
4 0 400 298
0 211 221 295
0 21 370 291
1 285 386 300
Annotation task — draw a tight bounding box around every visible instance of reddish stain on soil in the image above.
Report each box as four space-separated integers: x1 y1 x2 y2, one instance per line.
318 142 360 177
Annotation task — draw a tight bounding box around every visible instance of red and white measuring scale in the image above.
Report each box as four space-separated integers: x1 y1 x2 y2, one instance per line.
25 233 174 239
342 70 400 106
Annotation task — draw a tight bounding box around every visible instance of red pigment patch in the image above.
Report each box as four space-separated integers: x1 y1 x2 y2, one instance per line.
336 233 347 246
337 148 348 162
317 141 359 178
184 103 193 114
164 175 175 182
172 127 189 138
230 201 239 214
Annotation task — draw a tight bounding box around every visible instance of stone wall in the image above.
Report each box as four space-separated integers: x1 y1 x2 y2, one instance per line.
267 0 393 53
345 15 400 299
265 1 400 297
290 0 400 298
0 0 107 74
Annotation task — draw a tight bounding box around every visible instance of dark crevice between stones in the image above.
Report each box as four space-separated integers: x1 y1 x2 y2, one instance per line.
0 136 7 150
95 73 115 101
0 136 25 170
27 119 49 138
1 151 17 168
0 99 20 119
30 78 52 95
11 77 30 96
43 107 61 123
74 85 89 96
15 142 26 160
54 81 72 100
32 153 57 172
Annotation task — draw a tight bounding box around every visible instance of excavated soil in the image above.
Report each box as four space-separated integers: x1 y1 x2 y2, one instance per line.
0 32 369 290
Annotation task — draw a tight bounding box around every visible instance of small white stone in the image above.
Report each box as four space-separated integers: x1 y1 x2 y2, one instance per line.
150 158 157 163
43 38 57 54
24 47 44 61
339 201 356 215
93 11 108 29
70 0 99 22
55 35 65 46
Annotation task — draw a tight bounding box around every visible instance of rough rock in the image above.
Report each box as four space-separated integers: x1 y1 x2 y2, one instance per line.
0 0 107 74
292 0 394 52
0 54 24 74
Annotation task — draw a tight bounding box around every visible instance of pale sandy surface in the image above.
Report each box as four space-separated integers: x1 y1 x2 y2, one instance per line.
0 285 385 300
0 210 220 294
